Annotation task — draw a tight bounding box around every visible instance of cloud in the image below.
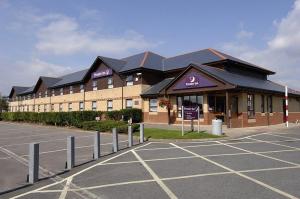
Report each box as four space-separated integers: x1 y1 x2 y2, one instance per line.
35 15 160 56
0 57 72 95
220 0 300 90
236 30 254 40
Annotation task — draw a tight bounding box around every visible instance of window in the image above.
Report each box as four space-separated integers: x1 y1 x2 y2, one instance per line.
51 104 54 112
126 99 133 109
38 105 40 112
107 100 113 111
27 105 29 112
59 103 63 112
177 95 204 118
149 98 158 112
33 105 35 112
45 90 48 97
92 80 97 91
247 94 255 118
33 94 35 99
39 92 42 98
69 86 73 94
261 95 265 113
68 103 72 112
27 95 31 100
52 89 55 96
92 101 97 111
60 88 63 96
80 84 84 93
267 95 273 113
44 105 47 112
79 102 84 111
126 75 133 86
108 77 113 89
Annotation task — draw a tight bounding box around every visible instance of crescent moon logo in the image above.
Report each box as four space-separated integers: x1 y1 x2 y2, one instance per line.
190 76 195 83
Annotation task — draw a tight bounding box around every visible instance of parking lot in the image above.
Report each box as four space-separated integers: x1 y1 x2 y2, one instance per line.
3 123 300 199
0 122 136 194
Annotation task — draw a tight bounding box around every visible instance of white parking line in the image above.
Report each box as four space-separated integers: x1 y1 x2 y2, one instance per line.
216 141 300 166
264 133 300 141
132 150 178 199
36 165 300 193
170 143 299 199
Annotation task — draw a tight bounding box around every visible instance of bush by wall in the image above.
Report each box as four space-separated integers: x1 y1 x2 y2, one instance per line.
0 109 143 127
80 120 139 133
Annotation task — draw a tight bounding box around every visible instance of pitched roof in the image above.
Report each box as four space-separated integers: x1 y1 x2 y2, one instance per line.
9 86 31 97
51 69 89 88
141 78 174 96
120 51 165 72
98 56 126 72
194 64 297 95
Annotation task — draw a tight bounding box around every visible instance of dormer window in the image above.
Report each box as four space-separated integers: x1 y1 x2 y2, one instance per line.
52 89 55 96
126 75 133 86
60 88 63 95
45 90 48 97
69 86 73 94
92 80 97 91
108 77 113 89
80 84 84 93
39 92 42 98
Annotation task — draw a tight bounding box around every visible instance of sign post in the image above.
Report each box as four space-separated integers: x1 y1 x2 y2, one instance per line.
182 105 200 136
285 86 289 127
181 106 184 136
197 106 200 133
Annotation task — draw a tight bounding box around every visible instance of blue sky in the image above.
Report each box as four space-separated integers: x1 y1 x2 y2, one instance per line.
0 0 299 95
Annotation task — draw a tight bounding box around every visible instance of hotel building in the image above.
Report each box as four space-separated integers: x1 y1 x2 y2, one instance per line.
8 48 300 128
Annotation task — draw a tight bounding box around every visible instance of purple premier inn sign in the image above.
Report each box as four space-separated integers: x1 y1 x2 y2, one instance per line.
173 71 217 90
183 106 199 120
92 68 113 79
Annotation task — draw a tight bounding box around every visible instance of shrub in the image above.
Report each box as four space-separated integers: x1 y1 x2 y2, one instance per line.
105 108 143 123
80 120 139 133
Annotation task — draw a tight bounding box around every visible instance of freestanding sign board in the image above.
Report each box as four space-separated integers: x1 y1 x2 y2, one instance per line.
182 106 200 136
183 106 199 120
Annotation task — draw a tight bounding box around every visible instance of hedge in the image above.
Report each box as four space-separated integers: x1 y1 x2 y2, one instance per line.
0 108 143 127
81 120 139 133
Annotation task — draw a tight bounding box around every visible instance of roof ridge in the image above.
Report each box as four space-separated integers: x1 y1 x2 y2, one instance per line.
165 48 209 60
207 48 227 60
140 51 149 67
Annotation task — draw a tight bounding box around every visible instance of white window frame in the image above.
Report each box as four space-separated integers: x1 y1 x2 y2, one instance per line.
126 99 133 109
45 90 48 97
69 86 73 94
39 92 42 98
68 103 72 112
52 89 55 96
92 101 97 111
92 80 98 91
80 84 84 93
149 98 158 112
60 88 64 96
59 103 63 112
79 101 84 111
126 75 134 86
51 104 54 112
108 77 113 89
107 100 113 111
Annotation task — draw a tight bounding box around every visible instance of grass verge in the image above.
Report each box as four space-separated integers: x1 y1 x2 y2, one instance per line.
134 128 222 139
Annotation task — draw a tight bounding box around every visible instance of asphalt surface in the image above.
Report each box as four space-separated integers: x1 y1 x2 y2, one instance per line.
0 122 135 194
1 122 300 199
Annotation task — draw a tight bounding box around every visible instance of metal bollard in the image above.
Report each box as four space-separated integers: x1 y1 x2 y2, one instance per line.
29 143 39 184
112 128 118 152
67 136 75 170
94 131 101 160
140 123 144 143
128 125 133 147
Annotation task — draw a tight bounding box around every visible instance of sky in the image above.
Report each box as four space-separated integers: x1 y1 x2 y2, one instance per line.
0 0 299 95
